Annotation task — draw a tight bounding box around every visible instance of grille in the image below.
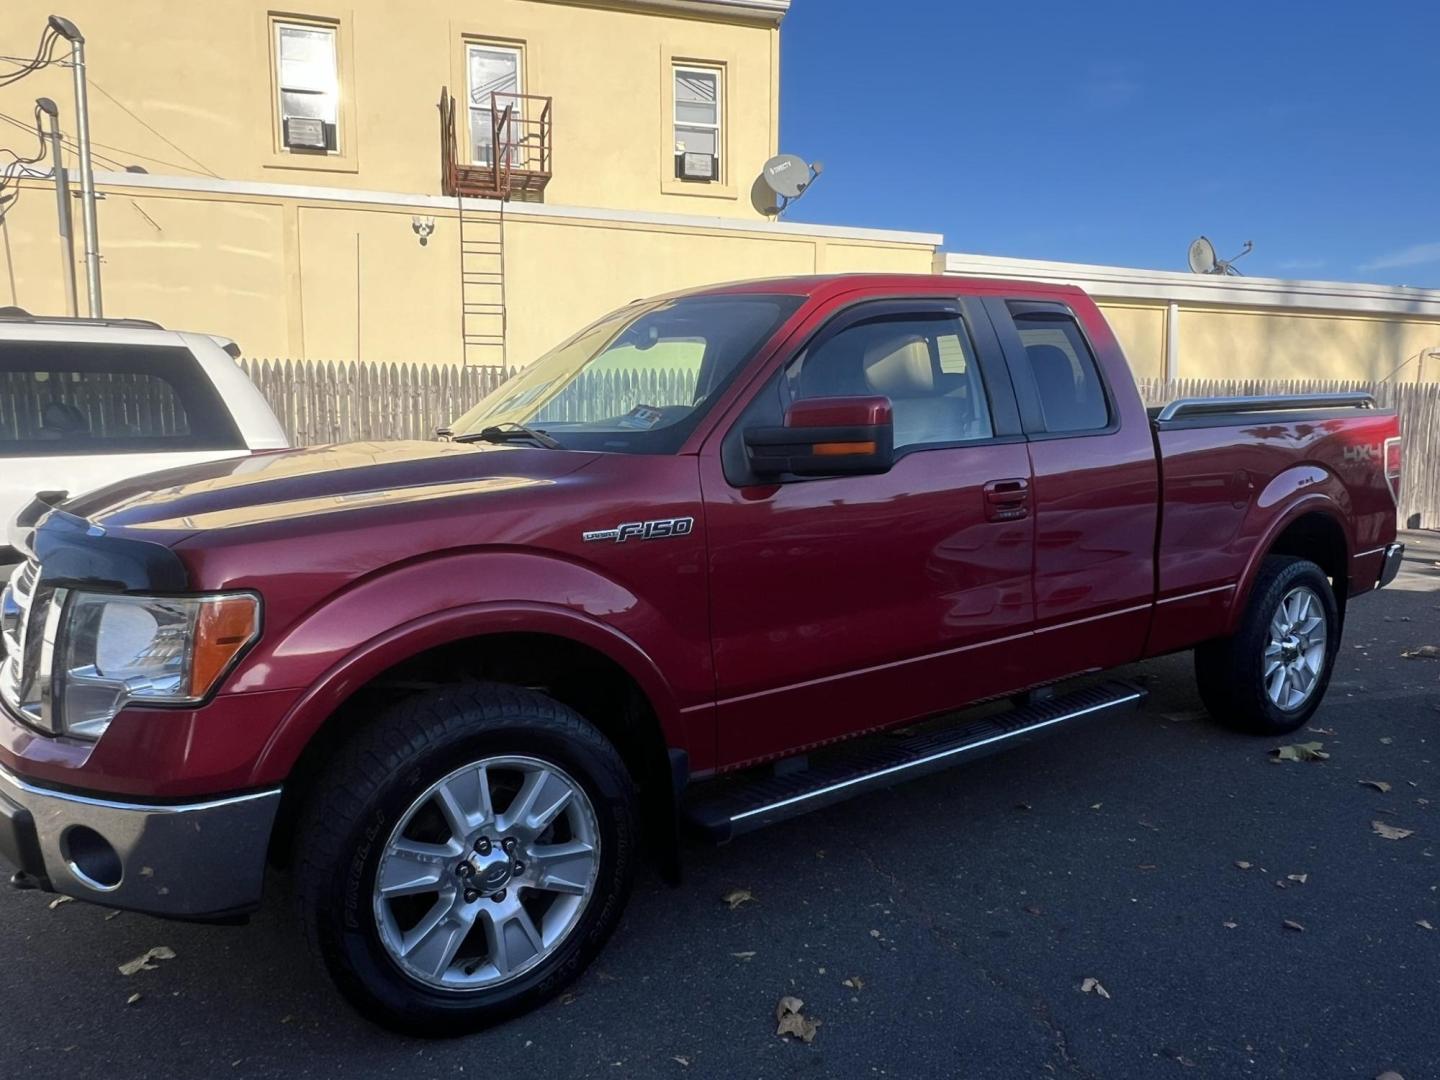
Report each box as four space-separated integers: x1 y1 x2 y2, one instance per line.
0 560 48 726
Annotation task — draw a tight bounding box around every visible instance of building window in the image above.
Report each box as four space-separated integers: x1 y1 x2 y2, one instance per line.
275 21 339 153
673 64 722 182
467 43 524 167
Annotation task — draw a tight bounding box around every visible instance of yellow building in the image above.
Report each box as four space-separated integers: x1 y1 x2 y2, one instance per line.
941 253 1440 383
0 0 937 367
3 1 1438 383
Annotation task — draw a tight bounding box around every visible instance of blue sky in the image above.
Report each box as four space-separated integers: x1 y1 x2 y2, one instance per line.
779 1 1440 287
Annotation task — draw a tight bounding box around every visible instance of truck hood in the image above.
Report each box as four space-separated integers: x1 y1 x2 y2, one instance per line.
60 440 599 536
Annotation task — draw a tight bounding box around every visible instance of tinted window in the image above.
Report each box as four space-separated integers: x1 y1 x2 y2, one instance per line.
789 313 994 450
1008 305 1110 433
0 342 243 457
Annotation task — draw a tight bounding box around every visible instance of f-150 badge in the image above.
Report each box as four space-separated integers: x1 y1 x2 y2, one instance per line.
583 517 695 543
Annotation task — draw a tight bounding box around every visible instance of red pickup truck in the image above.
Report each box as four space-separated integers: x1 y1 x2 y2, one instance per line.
0 274 1404 1033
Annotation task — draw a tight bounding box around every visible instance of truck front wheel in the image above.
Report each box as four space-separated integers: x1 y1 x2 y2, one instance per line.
1194 555 1340 735
293 683 638 1036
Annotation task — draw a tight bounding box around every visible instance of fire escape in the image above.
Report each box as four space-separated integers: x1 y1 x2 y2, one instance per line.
438 87 552 368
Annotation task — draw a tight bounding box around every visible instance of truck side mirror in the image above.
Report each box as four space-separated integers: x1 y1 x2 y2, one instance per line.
744 396 895 479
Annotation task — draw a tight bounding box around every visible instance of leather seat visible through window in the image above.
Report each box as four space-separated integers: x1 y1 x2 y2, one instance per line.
862 334 970 448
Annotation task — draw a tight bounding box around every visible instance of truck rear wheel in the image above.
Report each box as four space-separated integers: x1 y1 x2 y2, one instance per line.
293 683 638 1036
1194 555 1340 735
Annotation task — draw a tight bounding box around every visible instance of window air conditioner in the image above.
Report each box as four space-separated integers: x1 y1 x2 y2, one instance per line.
284 117 331 151
676 151 718 182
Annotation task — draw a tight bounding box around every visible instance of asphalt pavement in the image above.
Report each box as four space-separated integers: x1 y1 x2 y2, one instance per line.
2 532 1438 1080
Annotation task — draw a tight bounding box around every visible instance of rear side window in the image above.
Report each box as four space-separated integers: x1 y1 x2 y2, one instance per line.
0 341 244 457
1007 304 1110 433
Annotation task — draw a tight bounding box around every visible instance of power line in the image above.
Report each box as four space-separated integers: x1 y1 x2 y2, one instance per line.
0 26 63 88
87 78 220 179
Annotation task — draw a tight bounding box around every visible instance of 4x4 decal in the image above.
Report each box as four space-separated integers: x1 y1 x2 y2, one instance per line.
583 517 695 543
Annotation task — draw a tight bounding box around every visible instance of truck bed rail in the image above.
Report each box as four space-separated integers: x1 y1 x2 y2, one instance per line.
1153 392 1376 423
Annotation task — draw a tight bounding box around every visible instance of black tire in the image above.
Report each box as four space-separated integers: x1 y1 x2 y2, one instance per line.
293 682 638 1036
1194 555 1340 735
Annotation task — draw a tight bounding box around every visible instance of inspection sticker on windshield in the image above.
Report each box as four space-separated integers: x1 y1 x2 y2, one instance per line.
616 405 665 430
583 517 695 544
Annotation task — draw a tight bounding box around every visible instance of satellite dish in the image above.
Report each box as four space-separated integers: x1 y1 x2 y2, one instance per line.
1187 236 1218 274
750 173 781 217
1187 235 1254 275
762 154 811 199
755 153 823 218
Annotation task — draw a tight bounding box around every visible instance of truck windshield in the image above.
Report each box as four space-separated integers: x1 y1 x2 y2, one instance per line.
449 293 802 453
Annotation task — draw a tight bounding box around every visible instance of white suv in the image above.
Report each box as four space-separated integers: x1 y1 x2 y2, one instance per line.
0 311 288 564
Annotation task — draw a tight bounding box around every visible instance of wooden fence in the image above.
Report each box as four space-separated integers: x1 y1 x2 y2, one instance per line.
235 360 1438 528
239 359 511 445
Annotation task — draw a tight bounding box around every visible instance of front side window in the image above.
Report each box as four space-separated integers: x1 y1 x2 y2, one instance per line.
468 43 524 167
450 294 801 454
0 342 244 457
275 21 339 153
1008 305 1110 433
673 65 722 181
788 314 995 451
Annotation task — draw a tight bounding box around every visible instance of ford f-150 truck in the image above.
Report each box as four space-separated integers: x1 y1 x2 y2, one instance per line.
0 274 1405 1034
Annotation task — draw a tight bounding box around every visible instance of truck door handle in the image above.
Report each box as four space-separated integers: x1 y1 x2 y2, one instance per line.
983 478 1030 521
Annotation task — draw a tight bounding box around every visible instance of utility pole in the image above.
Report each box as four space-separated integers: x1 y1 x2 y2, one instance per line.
35 97 78 317
47 15 101 317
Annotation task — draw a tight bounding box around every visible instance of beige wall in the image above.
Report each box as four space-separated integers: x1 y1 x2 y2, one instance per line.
0 0 780 218
1 175 937 365
1173 307 1440 382
1094 301 1167 381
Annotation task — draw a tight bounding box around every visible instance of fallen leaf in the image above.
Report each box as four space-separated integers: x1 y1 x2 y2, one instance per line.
1418 920 1435 931
118 946 176 976
1381 737 1394 745
1360 780 1393 793
1271 742 1329 763
125 993 141 1007
1089 802 1103 810
103 910 122 922
1282 919 1305 932
1079 977 1110 999
558 992 577 1005
842 976 864 990
1024 904 1043 916
672 1056 691 1068
1137 863 1158 871
1223 920 1238 929
730 951 756 961
1234 860 1253 870
1402 645 1440 660
1287 873 1308 885
722 889 754 910
774 996 819 1043
1308 726 1338 736
48 896 73 910
1372 820 1415 841
868 929 881 939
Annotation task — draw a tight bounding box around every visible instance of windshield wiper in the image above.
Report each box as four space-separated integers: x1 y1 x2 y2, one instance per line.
454 422 562 449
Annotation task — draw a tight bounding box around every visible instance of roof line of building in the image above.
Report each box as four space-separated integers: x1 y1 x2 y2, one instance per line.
612 0 791 22
943 252 1440 320
86 169 942 247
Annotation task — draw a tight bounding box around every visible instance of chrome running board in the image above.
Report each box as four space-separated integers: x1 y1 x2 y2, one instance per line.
684 680 1146 842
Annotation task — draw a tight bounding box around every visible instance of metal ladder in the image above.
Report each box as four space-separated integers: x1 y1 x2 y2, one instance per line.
458 201 507 368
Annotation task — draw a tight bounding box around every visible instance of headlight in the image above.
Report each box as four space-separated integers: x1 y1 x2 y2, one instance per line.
57 592 260 739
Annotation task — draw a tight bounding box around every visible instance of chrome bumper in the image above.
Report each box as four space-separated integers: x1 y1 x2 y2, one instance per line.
1377 542 1405 589
0 763 279 919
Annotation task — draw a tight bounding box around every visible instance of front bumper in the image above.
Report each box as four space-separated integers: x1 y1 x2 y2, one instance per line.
1377 542 1406 589
0 763 279 919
